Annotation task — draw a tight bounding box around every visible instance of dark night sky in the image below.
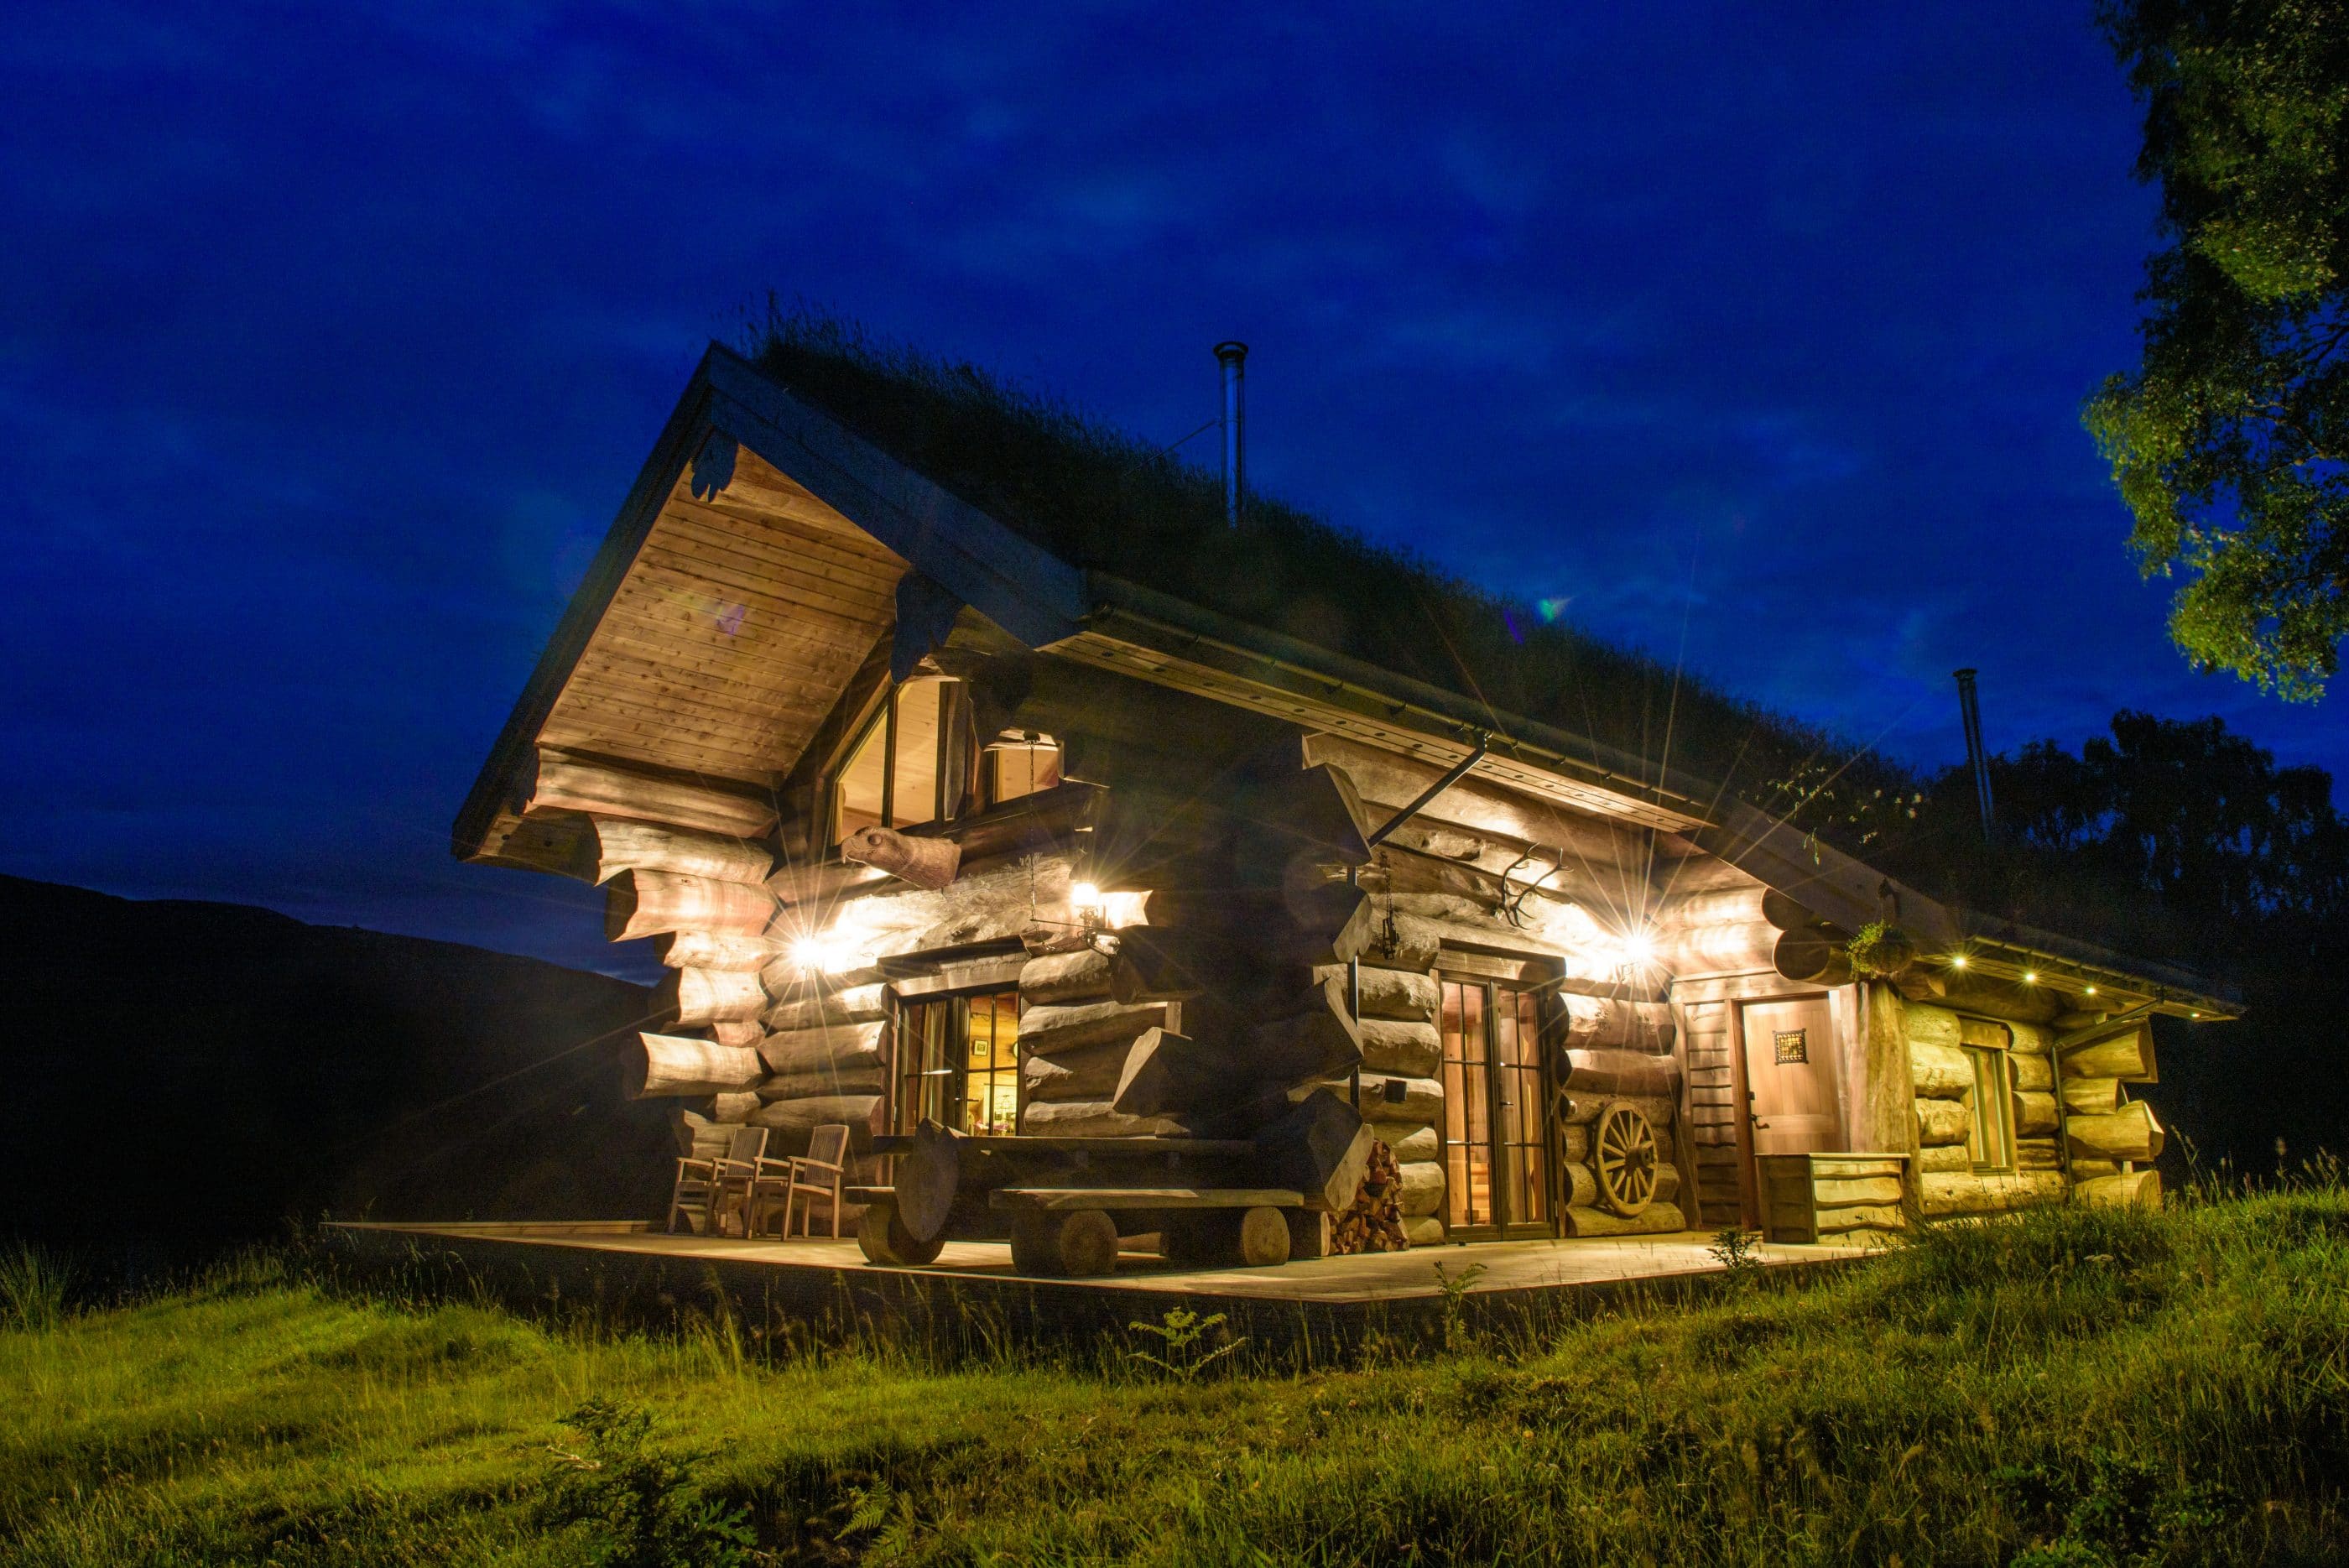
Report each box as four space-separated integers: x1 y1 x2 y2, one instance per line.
5 3 2341 977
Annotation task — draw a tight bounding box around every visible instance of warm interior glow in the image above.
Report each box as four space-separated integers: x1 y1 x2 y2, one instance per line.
1099 890 1150 929
2023 971 2038 982
2083 985 2097 996
1621 929 1657 967
1949 954 1968 970
1070 881 1102 910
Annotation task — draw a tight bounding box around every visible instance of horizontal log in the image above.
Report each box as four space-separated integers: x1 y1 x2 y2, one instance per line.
2015 1140 2065 1170
1311 964 1438 1021
2013 1090 2060 1138
653 930 778 972
2067 1100 2163 1163
840 824 961 890
651 967 767 1028
1023 1038 1134 1103
1562 1201 1686 1237
1112 1029 1227 1118
1394 1159 1445 1217
744 1093 885 1150
708 1018 763 1049
1919 1169 2065 1217
1357 1074 1443 1127
763 982 888 1032
1359 1019 1442 1078
757 1021 888 1077
588 817 771 885
1018 1100 1195 1138
1255 1091 1376 1213
1562 1048 1679 1098
1916 1143 1973 1174
1559 994 1676 1053
1908 1038 1972 1099
630 1033 765 1098
2060 1076 2125 1117
1761 889 1821 932
2007 1020 2056 1054
1915 1097 1971 1148
1020 948 1117 1005
1558 1159 1600 1210
706 1091 759 1123
2076 1169 2162 1209
1371 1123 1440 1164
1905 1003 1960 1055
1773 929 1853 987
2061 1021 2157 1083
1404 1216 1444 1247
799 854 1077 963
1022 999 1173 1057
2012 1052 2054 1091
758 1063 886 1099
1357 909 1445 972
2054 1009 2107 1030
1651 919 1779 978
1243 977 1365 1083
526 750 775 838
1816 1204 1904 1233
1560 1093 1676 1128
2070 1156 2122 1180
607 870 777 941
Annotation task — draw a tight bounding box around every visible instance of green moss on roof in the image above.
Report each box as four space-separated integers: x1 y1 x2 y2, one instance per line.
748 310 1920 845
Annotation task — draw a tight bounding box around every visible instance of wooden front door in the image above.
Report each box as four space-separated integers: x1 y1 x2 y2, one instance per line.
1739 996 1841 1158
1438 977 1555 1239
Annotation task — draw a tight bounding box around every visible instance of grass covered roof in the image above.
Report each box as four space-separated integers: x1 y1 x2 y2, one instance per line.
748 311 1924 852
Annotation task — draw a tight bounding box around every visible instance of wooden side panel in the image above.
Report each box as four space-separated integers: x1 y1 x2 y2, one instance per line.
1679 997 1742 1226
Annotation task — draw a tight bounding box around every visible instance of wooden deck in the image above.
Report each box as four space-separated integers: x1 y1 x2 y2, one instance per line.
326 1220 1868 1357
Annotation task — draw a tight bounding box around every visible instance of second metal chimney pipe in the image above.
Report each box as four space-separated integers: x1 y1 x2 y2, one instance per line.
1216 341 1247 527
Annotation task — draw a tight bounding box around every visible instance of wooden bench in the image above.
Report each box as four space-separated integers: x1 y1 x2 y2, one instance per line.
989 1187 1305 1275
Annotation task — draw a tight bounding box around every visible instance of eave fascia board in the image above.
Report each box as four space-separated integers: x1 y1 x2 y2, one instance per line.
451 369 718 862
701 345 1088 650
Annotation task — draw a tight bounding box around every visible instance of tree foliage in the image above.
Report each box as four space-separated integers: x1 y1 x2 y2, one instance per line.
2086 0 2349 697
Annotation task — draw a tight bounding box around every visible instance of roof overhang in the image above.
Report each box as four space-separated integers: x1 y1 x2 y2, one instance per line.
452 345 1089 867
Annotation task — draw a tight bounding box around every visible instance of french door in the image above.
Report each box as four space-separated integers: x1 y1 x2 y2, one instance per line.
1438 977 1555 1239
893 989 1022 1137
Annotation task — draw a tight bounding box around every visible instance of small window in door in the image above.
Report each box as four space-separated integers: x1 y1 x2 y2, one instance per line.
1964 1045 2014 1172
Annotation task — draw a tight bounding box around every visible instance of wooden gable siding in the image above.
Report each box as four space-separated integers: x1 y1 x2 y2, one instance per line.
535 447 909 787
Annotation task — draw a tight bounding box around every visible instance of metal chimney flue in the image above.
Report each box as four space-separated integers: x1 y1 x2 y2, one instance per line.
1216 341 1247 528
1954 668 1996 844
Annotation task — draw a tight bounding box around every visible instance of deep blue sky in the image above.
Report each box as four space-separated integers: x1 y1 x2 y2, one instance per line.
5 3 2339 977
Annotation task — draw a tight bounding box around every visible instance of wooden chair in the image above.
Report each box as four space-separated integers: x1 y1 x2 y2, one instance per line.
749 1124 852 1240
669 1126 767 1235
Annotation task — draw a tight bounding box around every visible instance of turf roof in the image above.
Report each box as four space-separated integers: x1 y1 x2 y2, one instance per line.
747 310 1922 852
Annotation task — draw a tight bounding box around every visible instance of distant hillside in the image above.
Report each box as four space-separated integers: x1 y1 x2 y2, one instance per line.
0 875 674 1263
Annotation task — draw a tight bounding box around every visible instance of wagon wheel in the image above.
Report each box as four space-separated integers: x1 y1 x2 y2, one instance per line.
1592 1101 1659 1218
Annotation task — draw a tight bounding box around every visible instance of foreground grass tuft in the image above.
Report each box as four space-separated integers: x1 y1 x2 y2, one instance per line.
4 1192 2347 1564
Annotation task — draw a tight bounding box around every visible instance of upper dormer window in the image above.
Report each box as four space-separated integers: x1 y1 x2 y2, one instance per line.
832 677 963 847
829 685 1067 850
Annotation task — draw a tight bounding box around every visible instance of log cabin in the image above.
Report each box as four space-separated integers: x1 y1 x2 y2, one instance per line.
452 334 2237 1273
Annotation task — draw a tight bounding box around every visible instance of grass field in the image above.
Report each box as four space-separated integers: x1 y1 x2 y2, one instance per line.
3 1187 2346 1566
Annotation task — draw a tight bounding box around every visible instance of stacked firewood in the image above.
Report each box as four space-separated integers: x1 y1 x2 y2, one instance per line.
1329 1138 1410 1255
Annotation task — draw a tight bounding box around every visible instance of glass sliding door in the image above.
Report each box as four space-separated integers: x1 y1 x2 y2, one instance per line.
1439 977 1555 1239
